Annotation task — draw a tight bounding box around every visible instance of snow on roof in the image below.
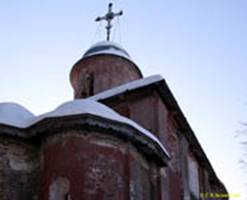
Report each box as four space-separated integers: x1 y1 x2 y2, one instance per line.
83 41 132 61
0 103 34 128
87 41 127 52
88 74 164 101
0 100 168 156
32 99 168 155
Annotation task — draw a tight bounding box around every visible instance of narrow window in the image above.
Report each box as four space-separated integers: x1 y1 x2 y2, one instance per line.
65 193 71 200
81 73 94 97
88 73 94 96
188 154 200 199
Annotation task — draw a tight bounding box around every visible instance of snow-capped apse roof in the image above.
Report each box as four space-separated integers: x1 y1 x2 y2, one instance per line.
0 103 34 128
0 100 169 157
83 41 132 61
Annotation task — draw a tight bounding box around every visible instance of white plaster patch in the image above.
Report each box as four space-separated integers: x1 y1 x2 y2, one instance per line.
49 177 70 200
7 149 35 172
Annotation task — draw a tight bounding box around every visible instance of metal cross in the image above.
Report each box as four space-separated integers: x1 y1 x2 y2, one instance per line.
95 3 123 41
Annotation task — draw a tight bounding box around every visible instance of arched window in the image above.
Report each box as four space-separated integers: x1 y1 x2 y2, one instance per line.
80 72 94 97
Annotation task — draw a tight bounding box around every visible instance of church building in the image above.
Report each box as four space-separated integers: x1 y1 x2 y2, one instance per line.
0 3 228 200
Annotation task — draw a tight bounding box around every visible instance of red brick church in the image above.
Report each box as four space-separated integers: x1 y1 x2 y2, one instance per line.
0 4 228 200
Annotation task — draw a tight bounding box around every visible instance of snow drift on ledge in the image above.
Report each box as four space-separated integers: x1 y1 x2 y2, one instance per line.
0 99 168 155
88 74 163 101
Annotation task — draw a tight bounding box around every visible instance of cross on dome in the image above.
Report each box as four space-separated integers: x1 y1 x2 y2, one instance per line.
95 3 123 41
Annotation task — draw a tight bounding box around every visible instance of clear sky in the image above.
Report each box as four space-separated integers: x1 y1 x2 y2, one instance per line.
0 0 246 199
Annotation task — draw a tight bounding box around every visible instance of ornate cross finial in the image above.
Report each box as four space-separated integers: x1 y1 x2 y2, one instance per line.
95 3 123 41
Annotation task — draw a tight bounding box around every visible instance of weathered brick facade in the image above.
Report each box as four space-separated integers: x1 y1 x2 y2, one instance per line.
0 112 169 200
69 41 228 199
93 82 228 200
0 41 228 199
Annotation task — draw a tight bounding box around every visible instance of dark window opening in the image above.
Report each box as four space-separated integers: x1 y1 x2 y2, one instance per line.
88 73 94 96
81 73 94 97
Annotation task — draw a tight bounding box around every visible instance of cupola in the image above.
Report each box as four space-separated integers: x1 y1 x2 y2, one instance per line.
70 41 142 98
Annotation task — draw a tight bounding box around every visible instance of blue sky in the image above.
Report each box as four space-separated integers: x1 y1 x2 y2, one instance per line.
0 0 247 199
